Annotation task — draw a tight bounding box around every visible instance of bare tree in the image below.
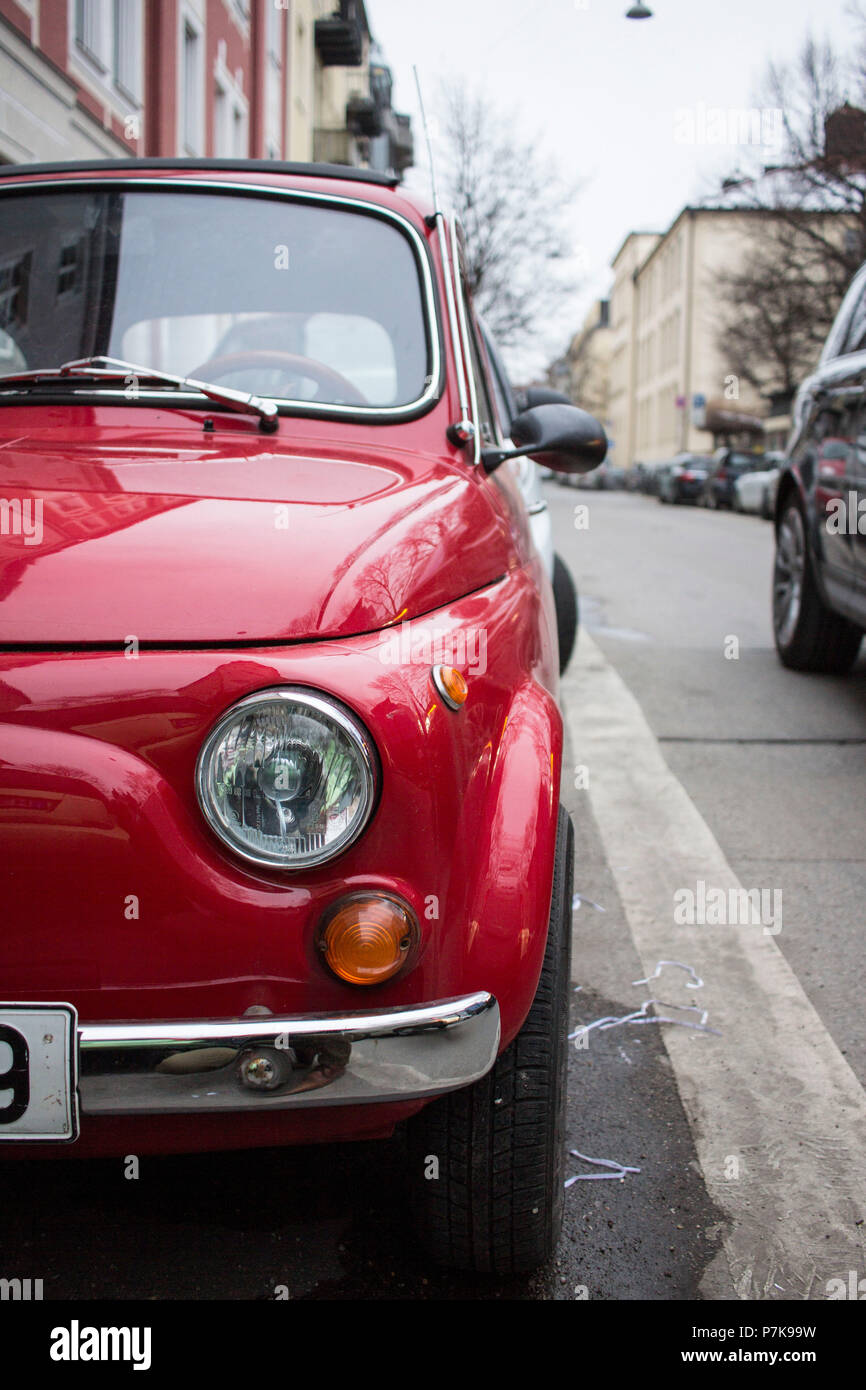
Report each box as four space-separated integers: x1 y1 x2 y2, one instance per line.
712 19 866 398
434 82 582 352
714 216 847 400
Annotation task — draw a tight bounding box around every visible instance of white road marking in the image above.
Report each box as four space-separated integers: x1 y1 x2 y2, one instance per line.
563 631 866 1300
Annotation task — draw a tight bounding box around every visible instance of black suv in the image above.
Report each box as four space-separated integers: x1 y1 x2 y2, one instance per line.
773 265 866 672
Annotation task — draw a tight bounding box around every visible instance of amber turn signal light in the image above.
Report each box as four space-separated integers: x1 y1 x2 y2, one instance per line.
431 664 468 710
319 894 419 985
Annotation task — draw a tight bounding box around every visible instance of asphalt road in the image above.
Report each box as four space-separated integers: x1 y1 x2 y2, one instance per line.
551 482 866 1301
2 485 863 1301
549 483 866 1087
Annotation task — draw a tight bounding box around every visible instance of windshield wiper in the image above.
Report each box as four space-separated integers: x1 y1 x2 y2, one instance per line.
0 355 279 433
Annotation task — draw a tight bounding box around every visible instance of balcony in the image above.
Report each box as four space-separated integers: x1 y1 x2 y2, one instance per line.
346 95 382 139
389 112 413 173
315 1 368 68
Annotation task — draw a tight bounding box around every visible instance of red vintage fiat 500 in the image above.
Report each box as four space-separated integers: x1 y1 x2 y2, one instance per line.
0 158 604 1273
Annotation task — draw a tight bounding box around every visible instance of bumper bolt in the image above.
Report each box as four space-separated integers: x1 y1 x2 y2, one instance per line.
237 1046 293 1091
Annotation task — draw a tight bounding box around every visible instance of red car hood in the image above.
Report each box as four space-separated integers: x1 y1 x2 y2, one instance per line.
0 430 510 644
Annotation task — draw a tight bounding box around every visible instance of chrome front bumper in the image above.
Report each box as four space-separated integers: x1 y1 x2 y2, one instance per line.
78 992 500 1115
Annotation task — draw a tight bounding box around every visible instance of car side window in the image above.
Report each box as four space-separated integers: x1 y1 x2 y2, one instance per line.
453 235 496 447
479 322 519 440
822 267 866 361
464 314 496 446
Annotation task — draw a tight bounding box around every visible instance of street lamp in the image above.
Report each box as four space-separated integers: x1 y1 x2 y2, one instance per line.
626 3 654 16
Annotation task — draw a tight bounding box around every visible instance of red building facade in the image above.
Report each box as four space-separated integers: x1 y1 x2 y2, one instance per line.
0 2 407 170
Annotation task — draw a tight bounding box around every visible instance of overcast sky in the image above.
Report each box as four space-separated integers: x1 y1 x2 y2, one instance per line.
366 0 858 374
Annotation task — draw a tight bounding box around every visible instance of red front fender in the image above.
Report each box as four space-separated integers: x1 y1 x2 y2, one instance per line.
453 682 563 1048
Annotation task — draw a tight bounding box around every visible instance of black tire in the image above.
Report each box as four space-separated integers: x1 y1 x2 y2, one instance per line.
407 806 574 1274
552 552 578 675
773 501 863 673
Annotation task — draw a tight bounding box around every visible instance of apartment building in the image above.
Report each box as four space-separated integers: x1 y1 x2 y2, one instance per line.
607 230 660 469
549 297 613 425
631 208 774 464
603 206 849 468
0 0 411 174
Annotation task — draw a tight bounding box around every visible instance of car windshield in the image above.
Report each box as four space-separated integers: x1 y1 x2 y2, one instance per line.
0 186 431 410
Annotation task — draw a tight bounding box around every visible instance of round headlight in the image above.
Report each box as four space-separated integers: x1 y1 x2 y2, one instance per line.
196 688 378 869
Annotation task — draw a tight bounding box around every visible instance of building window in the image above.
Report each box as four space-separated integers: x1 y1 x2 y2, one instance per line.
74 0 142 103
181 18 204 155
113 0 141 101
214 83 247 157
232 105 245 157
213 51 248 158
267 1 283 63
75 0 108 69
214 80 229 155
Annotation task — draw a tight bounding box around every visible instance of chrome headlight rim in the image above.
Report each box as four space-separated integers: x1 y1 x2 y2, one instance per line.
195 685 380 871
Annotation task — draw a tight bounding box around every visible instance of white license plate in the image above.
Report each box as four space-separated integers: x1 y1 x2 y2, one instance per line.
0 1004 79 1142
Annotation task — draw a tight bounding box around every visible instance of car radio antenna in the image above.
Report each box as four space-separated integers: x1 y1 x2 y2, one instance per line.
413 66 441 217
413 65 476 459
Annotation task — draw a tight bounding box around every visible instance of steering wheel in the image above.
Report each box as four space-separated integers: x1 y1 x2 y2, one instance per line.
188 351 369 406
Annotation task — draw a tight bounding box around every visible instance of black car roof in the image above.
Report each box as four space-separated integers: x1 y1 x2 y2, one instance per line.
0 157 400 187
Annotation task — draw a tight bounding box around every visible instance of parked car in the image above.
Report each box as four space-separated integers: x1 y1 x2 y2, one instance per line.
733 460 781 518
637 458 672 496
772 265 866 672
699 448 765 509
600 463 628 490
657 452 713 504
576 459 624 490
629 461 652 493
555 468 581 488
0 157 611 1272
622 465 644 491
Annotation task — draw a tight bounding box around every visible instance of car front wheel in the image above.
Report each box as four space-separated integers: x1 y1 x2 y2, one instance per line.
773 501 863 672
407 806 574 1273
